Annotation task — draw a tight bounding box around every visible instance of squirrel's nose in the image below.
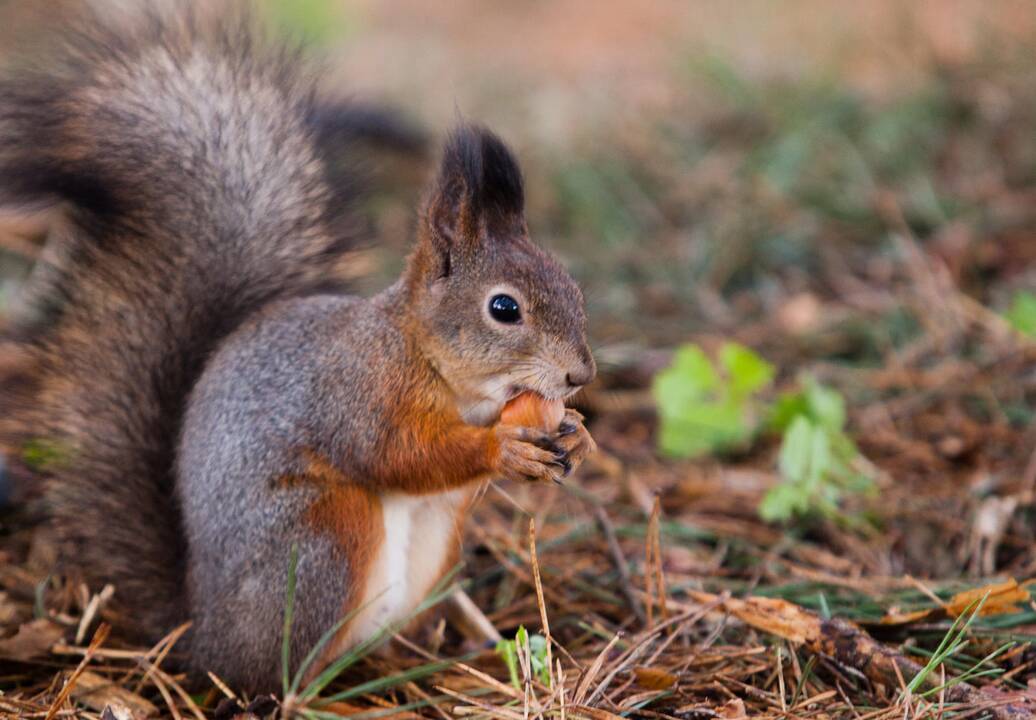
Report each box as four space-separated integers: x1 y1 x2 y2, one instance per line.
565 361 596 388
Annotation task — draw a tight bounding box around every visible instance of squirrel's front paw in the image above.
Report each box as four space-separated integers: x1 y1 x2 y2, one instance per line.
493 425 568 484
550 409 596 478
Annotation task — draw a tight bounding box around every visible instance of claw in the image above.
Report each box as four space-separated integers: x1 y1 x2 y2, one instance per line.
536 436 563 455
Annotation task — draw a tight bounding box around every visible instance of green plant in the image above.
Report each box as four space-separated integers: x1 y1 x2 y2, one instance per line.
1005 290 1036 338
652 343 774 458
495 626 550 689
905 593 1013 700
760 377 874 522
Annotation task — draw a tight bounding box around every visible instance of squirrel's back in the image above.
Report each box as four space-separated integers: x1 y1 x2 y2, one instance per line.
0 6 402 637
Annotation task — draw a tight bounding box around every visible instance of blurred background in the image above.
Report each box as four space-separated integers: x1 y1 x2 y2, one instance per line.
4 1 1036 348
1 2 1036 715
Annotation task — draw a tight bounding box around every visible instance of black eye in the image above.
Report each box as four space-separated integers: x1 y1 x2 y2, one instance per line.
488 294 522 324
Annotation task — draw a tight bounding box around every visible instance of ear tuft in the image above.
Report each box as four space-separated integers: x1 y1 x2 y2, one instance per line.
438 124 524 223
418 124 525 278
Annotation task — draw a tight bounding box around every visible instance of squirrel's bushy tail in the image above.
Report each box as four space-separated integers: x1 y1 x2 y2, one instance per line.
0 7 405 637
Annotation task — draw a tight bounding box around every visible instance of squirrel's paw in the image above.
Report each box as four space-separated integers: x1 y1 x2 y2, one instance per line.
550 408 596 478
493 425 568 484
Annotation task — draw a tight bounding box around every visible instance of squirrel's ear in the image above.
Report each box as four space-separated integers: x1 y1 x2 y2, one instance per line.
423 164 472 275
420 125 525 276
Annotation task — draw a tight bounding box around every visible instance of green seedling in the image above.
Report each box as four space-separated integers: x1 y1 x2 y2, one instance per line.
495 625 550 689
652 342 774 458
1005 290 1036 338
760 376 874 522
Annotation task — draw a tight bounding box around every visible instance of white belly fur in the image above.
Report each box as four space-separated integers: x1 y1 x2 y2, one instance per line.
339 488 469 648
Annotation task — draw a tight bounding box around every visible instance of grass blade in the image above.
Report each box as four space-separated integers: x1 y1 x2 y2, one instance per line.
905 593 989 695
315 656 472 706
289 587 392 697
299 563 464 701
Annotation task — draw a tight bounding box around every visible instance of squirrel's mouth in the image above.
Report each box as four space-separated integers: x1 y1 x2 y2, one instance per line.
505 385 527 401
506 384 572 403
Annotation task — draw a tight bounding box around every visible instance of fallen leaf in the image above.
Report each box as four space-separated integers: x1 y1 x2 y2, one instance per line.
689 592 821 644
101 705 143 720
633 666 677 690
71 670 158 717
879 578 1031 625
716 698 747 719
879 607 932 625
945 578 1030 617
0 618 64 660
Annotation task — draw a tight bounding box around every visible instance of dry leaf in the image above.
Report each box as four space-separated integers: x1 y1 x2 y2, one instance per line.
633 666 678 690
716 698 748 719
945 578 1030 617
101 706 143 720
0 618 64 660
71 670 158 717
880 578 1031 625
690 592 820 644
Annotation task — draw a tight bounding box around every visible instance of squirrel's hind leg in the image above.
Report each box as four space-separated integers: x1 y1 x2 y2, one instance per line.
185 474 383 696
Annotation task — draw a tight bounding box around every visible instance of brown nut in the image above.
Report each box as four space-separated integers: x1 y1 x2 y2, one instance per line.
500 391 565 432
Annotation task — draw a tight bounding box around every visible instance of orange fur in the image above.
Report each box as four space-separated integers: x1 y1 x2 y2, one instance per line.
374 394 500 495
299 454 384 681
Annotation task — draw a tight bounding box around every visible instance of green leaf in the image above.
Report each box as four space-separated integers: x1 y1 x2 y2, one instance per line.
769 392 810 432
770 376 845 432
652 345 719 417
777 416 814 483
657 400 748 458
806 422 832 486
495 637 521 690
653 343 772 459
764 378 873 523
720 342 775 400
1005 290 1036 338
515 625 528 649
803 377 846 431
759 482 809 522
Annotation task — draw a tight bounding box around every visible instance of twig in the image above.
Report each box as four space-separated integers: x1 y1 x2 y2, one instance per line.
44 623 110 720
528 519 555 692
593 506 646 624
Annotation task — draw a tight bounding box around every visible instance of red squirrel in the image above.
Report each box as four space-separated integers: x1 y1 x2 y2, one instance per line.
0 6 595 693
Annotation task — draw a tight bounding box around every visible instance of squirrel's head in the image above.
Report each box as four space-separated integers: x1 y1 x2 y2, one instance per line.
402 124 595 423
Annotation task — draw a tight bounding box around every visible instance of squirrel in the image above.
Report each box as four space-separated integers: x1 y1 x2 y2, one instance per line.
0 7 595 694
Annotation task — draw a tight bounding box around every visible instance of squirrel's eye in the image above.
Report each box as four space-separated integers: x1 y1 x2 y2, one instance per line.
488 294 522 324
